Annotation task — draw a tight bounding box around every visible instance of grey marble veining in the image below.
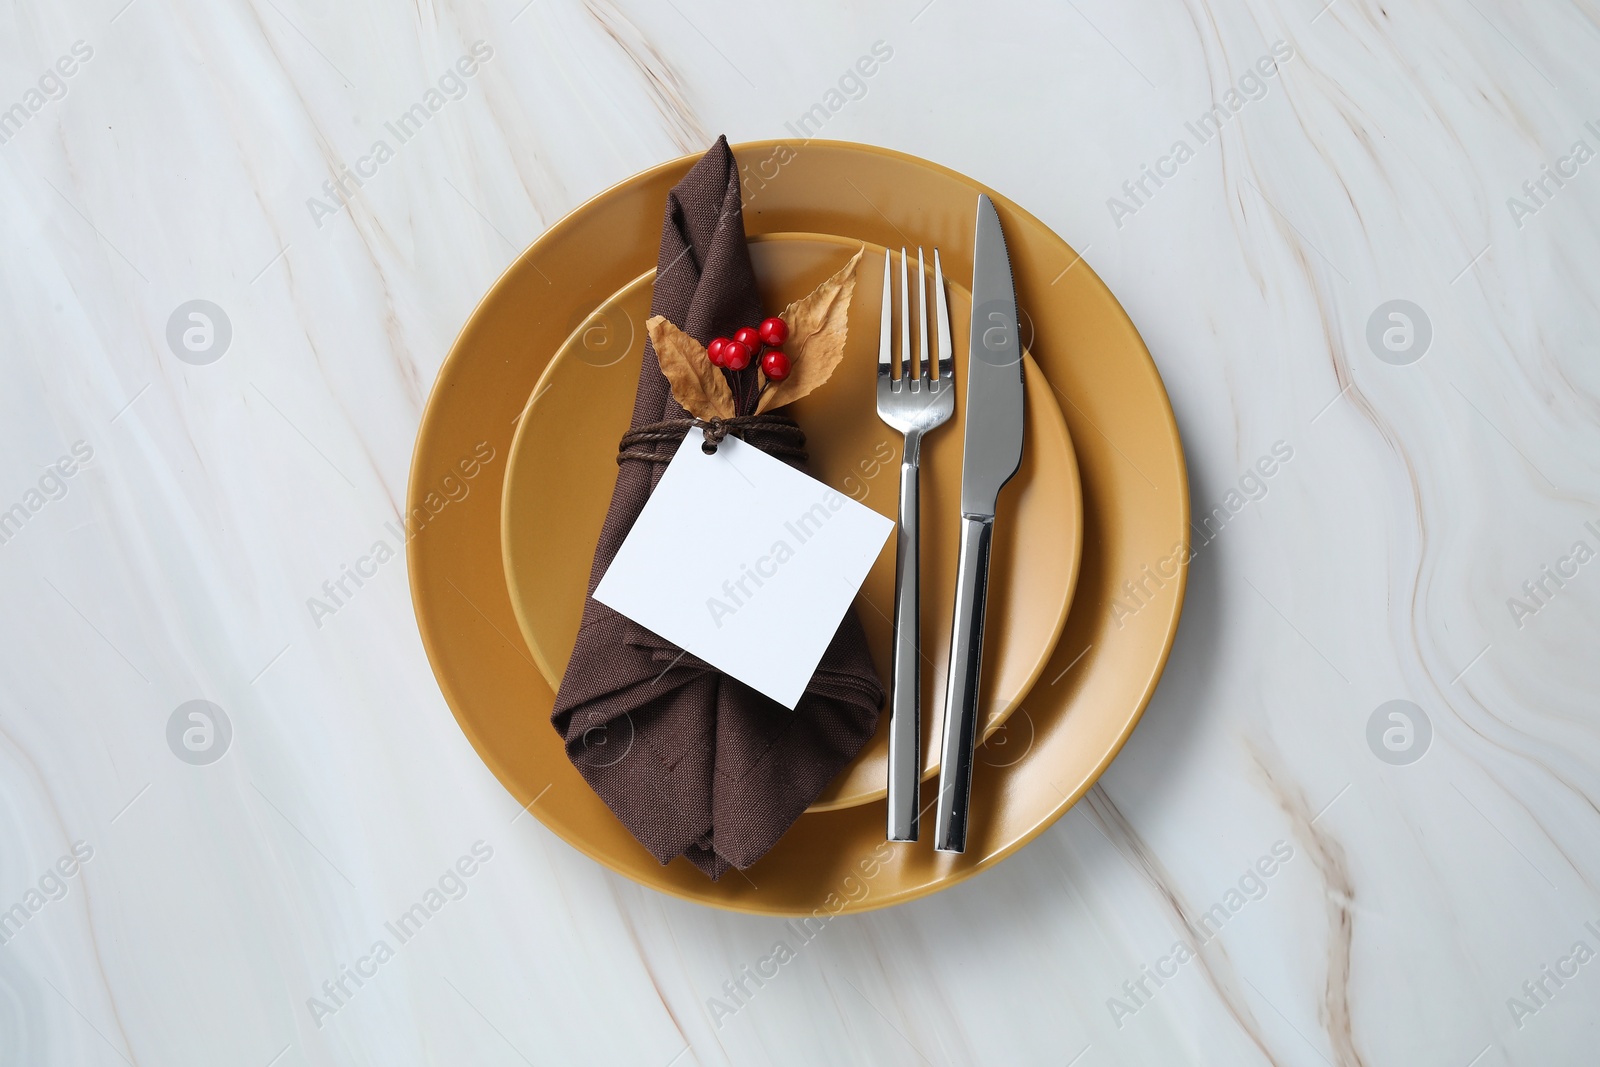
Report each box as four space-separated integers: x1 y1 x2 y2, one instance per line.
0 0 1597 1064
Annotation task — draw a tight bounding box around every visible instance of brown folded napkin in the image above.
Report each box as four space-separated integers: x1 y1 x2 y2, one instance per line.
550 137 885 879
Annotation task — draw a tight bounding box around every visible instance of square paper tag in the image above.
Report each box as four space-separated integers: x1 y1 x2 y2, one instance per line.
594 433 894 710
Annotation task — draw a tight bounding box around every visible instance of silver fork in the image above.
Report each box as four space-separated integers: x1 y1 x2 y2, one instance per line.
876 247 956 843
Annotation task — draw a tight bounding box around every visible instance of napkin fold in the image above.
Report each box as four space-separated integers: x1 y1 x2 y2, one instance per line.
550 137 885 879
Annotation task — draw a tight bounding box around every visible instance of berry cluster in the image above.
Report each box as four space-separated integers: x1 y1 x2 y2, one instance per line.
707 317 791 381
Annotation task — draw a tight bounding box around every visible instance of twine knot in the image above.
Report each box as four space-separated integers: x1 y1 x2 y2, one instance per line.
699 417 732 453
617 414 807 466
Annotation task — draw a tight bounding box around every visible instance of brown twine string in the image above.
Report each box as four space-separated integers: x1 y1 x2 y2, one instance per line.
617 415 808 465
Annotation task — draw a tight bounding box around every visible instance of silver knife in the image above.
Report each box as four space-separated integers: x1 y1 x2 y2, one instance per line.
933 195 1025 854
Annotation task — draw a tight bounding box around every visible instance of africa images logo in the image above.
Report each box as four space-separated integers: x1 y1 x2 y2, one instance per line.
0 440 94 548
304 42 494 229
1106 41 1295 229
305 841 494 1029
704 489 855 629
0 40 93 147
1106 841 1296 1028
306 441 495 628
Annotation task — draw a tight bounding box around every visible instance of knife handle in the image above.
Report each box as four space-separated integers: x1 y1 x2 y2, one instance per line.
887 450 921 842
934 514 995 853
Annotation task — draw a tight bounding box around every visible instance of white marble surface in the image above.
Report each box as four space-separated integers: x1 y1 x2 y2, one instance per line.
2 0 1597 1064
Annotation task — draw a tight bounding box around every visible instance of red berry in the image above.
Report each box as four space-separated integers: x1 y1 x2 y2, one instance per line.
733 326 761 350
760 349 791 381
707 337 729 366
758 317 789 346
723 340 752 370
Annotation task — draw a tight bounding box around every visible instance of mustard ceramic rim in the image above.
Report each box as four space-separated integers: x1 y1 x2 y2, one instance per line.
407 140 1188 914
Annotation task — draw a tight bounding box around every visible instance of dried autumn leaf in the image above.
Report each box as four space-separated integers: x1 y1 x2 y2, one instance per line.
757 245 864 414
646 315 735 422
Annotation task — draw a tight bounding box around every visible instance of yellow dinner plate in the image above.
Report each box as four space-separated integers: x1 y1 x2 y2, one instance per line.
500 233 1082 811
408 141 1188 914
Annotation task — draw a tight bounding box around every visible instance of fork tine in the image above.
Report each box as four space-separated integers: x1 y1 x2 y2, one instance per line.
879 249 893 378
933 248 953 380
898 247 910 384
916 247 929 383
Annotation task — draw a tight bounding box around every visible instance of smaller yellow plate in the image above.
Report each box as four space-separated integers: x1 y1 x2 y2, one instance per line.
501 234 1082 811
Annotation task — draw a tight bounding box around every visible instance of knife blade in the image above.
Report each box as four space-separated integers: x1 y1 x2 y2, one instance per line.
933 194 1025 854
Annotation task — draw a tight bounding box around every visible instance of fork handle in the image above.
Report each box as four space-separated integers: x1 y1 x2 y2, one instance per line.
886 440 922 842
